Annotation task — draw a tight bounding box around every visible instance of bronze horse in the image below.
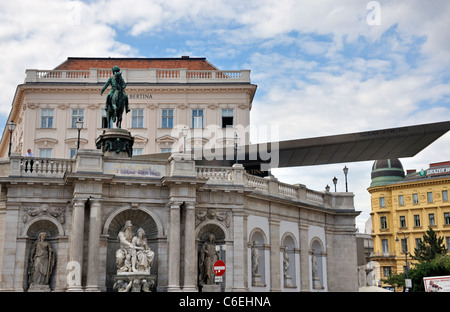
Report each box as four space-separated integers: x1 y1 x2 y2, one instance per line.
101 66 130 128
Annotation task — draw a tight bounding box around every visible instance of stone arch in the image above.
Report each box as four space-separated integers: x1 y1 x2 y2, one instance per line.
196 222 227 291
248 227 268 288
281 232 297 288
310 237 326 291
23 217 62 291
103 205 164 291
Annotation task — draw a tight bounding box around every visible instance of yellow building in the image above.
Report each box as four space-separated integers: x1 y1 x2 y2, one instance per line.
368 159 450 286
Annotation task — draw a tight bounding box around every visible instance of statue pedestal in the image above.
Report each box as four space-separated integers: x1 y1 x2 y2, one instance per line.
284 275 295 288
113 273 157 292
96 128 134 158
201 284 220 292
28 284 51 292
252 274 266 287
313 276 323 290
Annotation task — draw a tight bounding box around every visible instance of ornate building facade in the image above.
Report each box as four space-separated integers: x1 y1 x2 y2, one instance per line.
0 57 360 292
368 159 450 287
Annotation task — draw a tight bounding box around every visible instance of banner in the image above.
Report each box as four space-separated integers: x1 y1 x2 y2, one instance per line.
423 276 450 292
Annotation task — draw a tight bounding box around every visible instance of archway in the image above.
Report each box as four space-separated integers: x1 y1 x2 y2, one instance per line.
24 218 61 291
196 222 226 291
104 208 160 291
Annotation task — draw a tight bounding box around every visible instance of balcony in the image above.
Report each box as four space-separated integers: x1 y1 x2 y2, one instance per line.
24 68 251 84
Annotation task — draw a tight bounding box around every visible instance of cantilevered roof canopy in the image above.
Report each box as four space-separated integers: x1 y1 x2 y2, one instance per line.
190 121 450 170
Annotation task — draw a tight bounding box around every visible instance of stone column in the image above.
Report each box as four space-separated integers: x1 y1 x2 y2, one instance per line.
167 202 181 292
66 199 85 292
182 202 197 291
85 199 101 292
269 219 281 292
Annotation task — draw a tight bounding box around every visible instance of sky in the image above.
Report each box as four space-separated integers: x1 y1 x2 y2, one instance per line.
1 0 450 232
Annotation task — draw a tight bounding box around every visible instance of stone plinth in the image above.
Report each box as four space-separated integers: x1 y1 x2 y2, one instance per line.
96 128 134 158
28 284 51 292
201 284 220 292
252 274 266 287
113 273 157 292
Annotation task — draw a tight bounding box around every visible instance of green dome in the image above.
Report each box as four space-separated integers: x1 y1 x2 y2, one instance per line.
370 159 405 187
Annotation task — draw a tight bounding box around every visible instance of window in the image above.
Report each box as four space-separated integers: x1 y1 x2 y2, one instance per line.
133 148 143 155
160 148 172 153
427 192 433 203
382 239 389 255
383 267 391 277
446 237 450 252
399 216 406 228
221 109 234 128
41 109 54 128
379 197 385 208
445 212 450 225
413 193 419 204
39 148 52 158
429 213 435 226
192 109 204 128
398 195 404 206
162 109 174 128
70 148 77 159
71 109 84 128
132 109 144 128
443 190 448 202
400 239 408 254
414 215 421 227
380 216 387 229
101 110 109 128
415 238 422 249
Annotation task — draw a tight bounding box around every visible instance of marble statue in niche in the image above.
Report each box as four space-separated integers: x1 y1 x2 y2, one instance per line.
27 232 55 291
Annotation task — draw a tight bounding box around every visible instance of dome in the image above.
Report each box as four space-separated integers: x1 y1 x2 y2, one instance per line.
369 159 405 187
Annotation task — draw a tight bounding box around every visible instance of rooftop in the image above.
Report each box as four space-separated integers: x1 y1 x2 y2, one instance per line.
53 56 218 71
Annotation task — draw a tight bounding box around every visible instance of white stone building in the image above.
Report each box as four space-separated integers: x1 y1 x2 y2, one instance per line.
0 57 360 292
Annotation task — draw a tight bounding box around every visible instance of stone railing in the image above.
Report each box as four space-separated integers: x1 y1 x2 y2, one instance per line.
9 155 75 178
196 166 233 183
25 68 251 84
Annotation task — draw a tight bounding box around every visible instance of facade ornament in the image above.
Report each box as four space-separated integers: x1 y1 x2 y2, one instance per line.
23 204 65 224
195 209 230 227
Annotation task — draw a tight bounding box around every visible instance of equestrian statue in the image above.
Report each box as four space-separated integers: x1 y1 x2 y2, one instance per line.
101 66 130 128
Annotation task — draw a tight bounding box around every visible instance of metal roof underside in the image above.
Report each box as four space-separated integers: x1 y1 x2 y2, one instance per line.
191 121 450 169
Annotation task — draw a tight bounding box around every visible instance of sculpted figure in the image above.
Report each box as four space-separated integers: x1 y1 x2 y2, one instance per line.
198 234 219 285
28 232 55 286
251 241 260 276
101 65 130 128
283 246 290 277
132 228 155 273
116 220 138 273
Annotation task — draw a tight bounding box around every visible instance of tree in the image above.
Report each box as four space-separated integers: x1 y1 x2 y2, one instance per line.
412 227 447 263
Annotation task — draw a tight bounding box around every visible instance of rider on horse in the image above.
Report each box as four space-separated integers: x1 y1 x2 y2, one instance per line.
101 66 130 128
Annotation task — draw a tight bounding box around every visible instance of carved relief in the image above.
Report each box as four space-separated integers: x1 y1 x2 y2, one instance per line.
195 209 230 228
23 203 66 224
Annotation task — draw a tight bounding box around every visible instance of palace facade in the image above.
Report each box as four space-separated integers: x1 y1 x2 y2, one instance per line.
0 57 360 292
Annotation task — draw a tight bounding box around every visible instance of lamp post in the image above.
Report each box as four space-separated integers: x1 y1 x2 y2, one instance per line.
396 231 410 291
182 126 189 153
332 176 338 192
76 118 83 150
343 166 349 192
7 120 16 157
234 132 239 164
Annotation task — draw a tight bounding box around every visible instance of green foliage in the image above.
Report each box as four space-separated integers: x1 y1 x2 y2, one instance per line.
409 254 450 292
412 227 447 263
381 272 406 289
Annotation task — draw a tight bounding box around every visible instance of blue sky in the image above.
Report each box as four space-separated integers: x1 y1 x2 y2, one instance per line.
1 0 450 231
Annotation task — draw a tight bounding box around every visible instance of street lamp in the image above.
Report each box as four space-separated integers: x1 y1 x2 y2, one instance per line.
332 176 338 192
182 126 189 153
76 118 83 150
396 231 410 290
343 166 349 192
234 132 240 164
7 120 16 157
